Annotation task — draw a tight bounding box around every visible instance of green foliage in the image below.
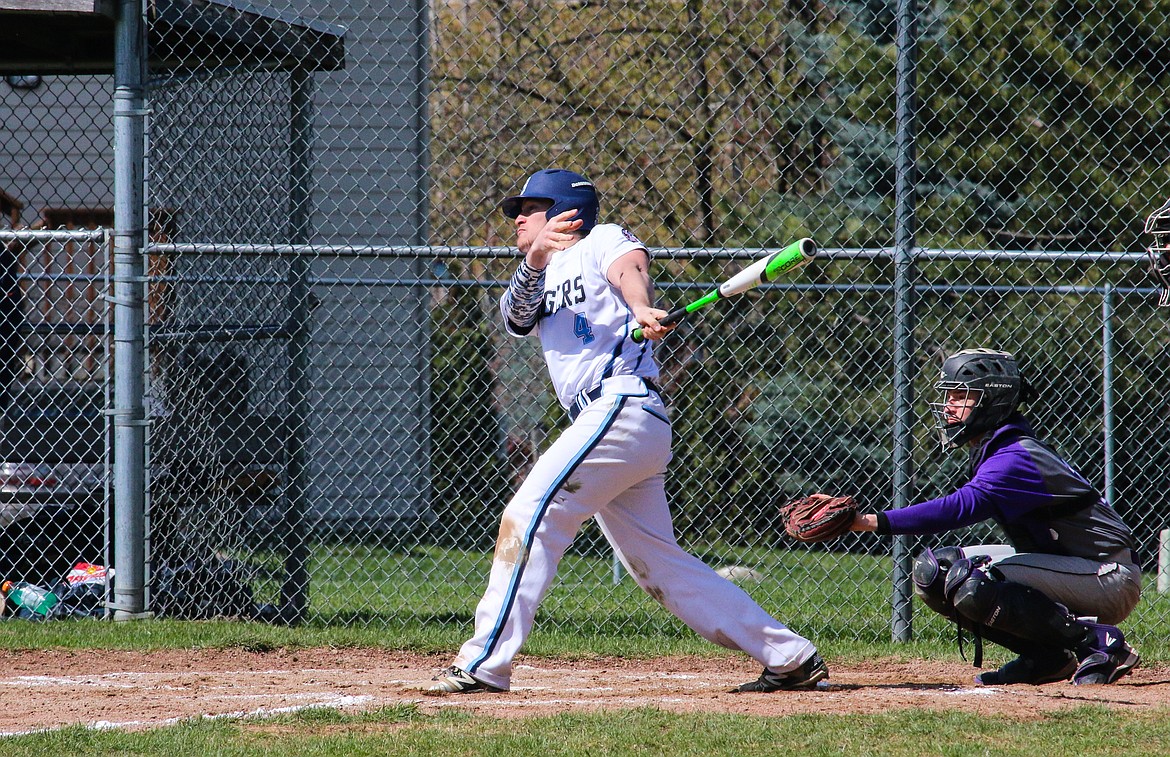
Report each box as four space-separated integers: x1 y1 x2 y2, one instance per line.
432 0 1170 250
429 0 864 247
915 0 1170 251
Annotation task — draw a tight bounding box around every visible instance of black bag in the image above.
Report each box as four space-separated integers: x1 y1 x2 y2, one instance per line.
153 557 256 620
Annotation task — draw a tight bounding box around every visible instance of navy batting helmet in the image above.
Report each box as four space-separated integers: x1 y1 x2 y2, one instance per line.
929 348 1033 449
501 169 599 233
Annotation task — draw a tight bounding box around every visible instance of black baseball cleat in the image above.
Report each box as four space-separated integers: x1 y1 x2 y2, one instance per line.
733 652 829 692
1073 647 1140 685
428 665 505 693
1071 622 1141 685
975 651 1077 686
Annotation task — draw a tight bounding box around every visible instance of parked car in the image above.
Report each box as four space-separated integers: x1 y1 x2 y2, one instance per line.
0 382 106 586
0 377 286 593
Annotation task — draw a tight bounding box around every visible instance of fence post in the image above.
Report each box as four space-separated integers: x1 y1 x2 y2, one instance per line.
1160 529 1170 594
110 0 150 620
890 0 920 643
1101 284 1115 507
279 65 315 625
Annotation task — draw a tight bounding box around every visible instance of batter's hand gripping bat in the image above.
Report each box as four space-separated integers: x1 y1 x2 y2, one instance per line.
632 237 816 343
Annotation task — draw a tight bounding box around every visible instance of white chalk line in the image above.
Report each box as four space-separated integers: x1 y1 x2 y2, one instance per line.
0 694 374 739
0 668 382 694
1 675 188 690
946 687 1000 696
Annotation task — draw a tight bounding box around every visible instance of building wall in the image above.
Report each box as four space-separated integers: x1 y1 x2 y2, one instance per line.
0 0 432 533
1 76 115 226
290 0 432 530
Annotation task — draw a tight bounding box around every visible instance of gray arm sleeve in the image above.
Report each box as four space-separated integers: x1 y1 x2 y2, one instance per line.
500 260 545 335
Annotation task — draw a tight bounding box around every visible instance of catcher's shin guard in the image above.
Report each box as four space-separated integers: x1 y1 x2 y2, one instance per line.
945 559 1090 653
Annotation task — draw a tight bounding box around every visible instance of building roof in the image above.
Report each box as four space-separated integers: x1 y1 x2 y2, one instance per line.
0 0 345 75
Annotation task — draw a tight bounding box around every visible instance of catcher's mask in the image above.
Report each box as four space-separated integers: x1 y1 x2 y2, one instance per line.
930 348 1032 449
1144 196 1170 307
501 169 599 234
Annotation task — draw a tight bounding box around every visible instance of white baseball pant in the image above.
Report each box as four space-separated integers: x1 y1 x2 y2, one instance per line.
454 377 816 690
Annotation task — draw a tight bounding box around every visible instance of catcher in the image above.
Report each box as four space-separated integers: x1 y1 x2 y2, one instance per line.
784 348 1141 686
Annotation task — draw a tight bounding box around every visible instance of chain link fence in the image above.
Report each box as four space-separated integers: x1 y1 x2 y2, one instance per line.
0 228 109 592
1 0 1168 640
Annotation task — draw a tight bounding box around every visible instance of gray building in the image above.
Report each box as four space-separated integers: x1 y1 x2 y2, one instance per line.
1 0 431 536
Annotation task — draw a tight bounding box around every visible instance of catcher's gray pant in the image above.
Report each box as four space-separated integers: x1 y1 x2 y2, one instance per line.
453 378 816 691
963 544 1141 625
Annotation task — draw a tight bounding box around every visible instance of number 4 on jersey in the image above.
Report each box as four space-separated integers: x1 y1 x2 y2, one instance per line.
574 313 595 344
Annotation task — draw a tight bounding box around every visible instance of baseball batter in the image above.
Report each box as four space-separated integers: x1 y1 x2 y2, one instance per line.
430 168 825 694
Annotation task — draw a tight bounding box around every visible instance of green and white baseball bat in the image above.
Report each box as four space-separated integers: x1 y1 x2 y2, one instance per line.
632 237 816 343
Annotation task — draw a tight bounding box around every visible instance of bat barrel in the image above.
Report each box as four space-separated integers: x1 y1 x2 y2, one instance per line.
717 237 815 297
762 237 816 281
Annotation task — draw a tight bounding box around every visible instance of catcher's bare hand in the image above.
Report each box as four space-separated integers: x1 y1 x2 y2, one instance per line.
781 493 858 543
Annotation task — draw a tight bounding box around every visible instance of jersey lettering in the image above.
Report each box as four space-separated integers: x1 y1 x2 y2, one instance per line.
542 275 587 316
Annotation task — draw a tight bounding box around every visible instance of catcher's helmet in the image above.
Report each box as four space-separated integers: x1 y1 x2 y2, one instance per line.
501 169 599 233
930 348 1031 449
1143 196 1170 307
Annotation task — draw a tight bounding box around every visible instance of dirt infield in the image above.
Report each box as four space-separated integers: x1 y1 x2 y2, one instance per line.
2 648 1167 736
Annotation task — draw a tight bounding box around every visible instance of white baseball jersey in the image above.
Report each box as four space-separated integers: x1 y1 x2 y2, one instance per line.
500 223 660 408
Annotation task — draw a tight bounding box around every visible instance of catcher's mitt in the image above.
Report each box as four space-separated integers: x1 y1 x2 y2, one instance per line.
781 493 858 543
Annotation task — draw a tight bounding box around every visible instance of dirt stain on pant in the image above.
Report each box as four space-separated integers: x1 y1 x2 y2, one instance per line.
494 517 527 567
625 556 666 605
643 584 666 605
626 556 650 581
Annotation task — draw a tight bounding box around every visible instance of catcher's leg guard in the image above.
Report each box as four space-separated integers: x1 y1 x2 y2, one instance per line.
945 559 1092 652
951 571 1079 684
911 546 966 618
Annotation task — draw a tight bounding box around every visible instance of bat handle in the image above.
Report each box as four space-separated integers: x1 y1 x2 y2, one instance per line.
658 306 689 328
631 305 689 343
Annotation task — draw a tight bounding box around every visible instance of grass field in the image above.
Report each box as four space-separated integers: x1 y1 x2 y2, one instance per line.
1 546 1167 754
4 704 1170 756
250 543 1170 655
